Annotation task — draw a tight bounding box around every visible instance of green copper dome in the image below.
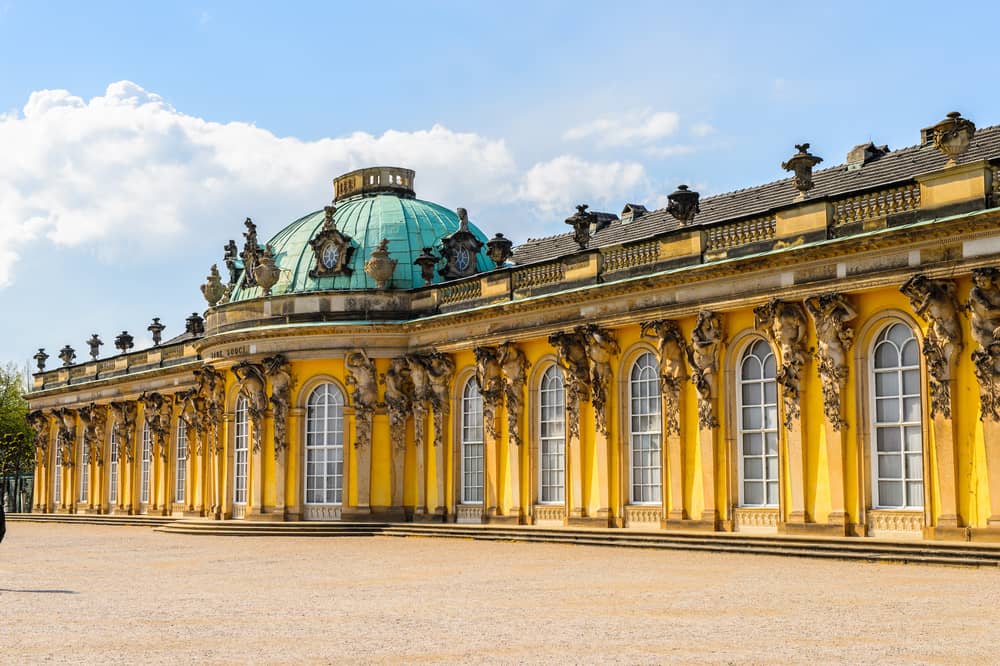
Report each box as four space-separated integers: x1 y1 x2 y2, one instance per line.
229 188 492 302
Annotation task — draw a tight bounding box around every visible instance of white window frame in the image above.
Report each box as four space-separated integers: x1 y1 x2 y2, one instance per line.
108 427 118 505
304 383 345 506
538 365 566 504
78 439 90 503
53 444 62 505
460 379 484 505
140 422 152 505
233 397 249 506
629 352 662 505
870 322 924 510
175 419 188 504
737 338 779 508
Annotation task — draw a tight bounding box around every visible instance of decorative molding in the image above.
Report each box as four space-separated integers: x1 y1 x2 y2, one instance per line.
690 311 723 430
473 346 503 439
231 361 267 453
303 504 342 521
345 350 378 450
640 319 688 436
624 505 662 526
533 504 566 523
263 354 294 461
308 205 356 278
867 509 923 535
733 507 779 531
968 267 1000 421
805 293 857 430
455 504 484 523
754 299 809 429
901 273 963 418
382 358 413 453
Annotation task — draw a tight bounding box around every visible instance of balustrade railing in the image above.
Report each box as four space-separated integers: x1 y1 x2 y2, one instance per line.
704 214 776 253
439 280 482 305
512 262 564 290
831 183 920 227
602 240 660 273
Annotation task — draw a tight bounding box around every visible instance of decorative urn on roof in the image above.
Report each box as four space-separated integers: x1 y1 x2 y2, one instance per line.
58 345 76 367
781 144 823 198
414 247 439 286
254 244 281 297
930 111 976 166
86 334 103 360
33 348 49 372
201 264 226 306
365 239 397 289
114 331 134 354
565 204 595 250
486 233 514 268
667 185 700 225
147 318 166 346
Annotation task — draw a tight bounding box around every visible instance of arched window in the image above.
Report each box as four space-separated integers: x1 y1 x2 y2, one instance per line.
538 365 565 504
460 378 484 504
109 427 118 505
79 439 90 503
53 443 62 505
175 419 188 504
629 352 662 504
738 339 778 507
233 397 249 506
871 322 923 509
304 384 345 505
140 422 152 504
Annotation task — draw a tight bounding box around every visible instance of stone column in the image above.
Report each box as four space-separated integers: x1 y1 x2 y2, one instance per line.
932 402 960 529
484 427 499 519
431 408 447 517
354 409 373 513
665 404 685 524
504 411 522 521
247 412 265 518
983 419 1000 526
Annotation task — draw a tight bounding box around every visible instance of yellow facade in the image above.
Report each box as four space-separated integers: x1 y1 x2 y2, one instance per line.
25 115 1000 542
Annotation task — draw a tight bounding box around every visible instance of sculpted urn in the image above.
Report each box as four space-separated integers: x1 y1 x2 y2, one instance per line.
365 239 397 289
930 111 976 165
201 264 226 305
254 244 281 297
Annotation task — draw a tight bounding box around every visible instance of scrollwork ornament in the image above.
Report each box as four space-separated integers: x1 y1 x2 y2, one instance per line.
901 274 963 418
804 293 857 430
640 319 688 436
754 299 809 429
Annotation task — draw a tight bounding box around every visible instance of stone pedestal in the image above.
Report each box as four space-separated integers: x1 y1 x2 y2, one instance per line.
698 426 717 525
824 421 847 532
484 431 499 518
932 410 960 528
666 431 684 522
984 419 1000 526
783 420 806 526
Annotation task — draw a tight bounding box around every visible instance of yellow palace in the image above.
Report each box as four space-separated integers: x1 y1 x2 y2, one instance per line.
24 111 1000 541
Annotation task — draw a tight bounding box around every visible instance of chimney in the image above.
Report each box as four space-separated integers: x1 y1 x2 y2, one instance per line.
846 142 889 171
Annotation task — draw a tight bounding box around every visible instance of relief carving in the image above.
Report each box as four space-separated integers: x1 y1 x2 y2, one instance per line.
474 346 504 439
498 342 530 447
754 299 809 429
968 268 1000 421
382 358 414 452
579 324 620 437
27 410 51 467
232 361 267 453
640 319 689 436
901 274 963 418
193 366 225 454
177 386 205 455
109 401 137 463
690 311 723 430
78 403 108 467
346 350 378 450
263 355 294 460
548 329 591 440
139 391 173 461
406 351 455 449
53 408 77 468
804 293 857 430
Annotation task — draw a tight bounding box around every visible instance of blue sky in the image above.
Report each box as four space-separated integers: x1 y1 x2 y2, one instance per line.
2 1 999 371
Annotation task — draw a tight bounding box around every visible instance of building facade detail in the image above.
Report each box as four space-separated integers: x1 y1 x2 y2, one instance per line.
804 293 857 430
900 274 963 418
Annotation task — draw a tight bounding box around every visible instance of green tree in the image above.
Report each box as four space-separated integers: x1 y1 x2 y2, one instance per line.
0 363 33 511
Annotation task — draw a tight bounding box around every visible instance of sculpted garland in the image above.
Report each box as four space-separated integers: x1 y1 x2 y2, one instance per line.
804 293 857 431
690 311 723 430
901 274 963 418
232 361 267 453
754 298 809 429
345 350 378 450
640 319 688 437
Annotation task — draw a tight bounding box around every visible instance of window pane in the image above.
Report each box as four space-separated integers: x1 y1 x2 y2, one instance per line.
766 482 778 506
875 372 899 398
765 432 779 455
877 427 901 453
905 453 923 479
903 397 921 423
876 398 899 424
741 382 762 406
878 454 901 479
742 407 762 430
907 482 924 508
744 457 763 480
743 482 763 506
743 433 762 456
878 481 903 507
902 369 920 395
901 340 919 367
904 426 922 453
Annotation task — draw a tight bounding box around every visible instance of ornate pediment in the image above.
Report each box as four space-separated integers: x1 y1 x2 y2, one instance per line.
308 206 356 278
439 207 484 280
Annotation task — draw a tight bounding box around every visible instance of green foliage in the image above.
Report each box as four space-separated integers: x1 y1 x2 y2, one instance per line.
0 363 33 476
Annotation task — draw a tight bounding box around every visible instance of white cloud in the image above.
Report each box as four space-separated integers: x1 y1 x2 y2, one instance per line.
0 81 520 287
644 144 698 158
563 109 680 147
518 155 647 214
691 122 715 137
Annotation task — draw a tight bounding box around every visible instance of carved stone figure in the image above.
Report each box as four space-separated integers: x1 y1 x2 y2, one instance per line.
548 329 591 440
232 361 267 453
308 205 356 278
193 366 225 454
346 350 378 450
383 358 414 452
498 342 530 447
53 408 77 468
579 324 620 437
109 401 137 462
263 355 293 460
240 218 262 288
641 319 689 436
406 351 455 450
474 346 504 439
755 298 809 428
805 293 857 430
78 403 108 467
901 273 963 418
139 391 173 461
690 311 723 430
27 410 51 466
223 239 240 286
176 386 204 455
968 268 1000 420
565 204 595 250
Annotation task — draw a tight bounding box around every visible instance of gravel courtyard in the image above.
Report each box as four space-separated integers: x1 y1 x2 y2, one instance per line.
2 523 999 664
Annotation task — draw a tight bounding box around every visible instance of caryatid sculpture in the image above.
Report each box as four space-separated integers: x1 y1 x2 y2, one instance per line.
579 324 620 437
548 329 591 440
54 408 77 468
690 311 723 430
804 293 857 430
498 342 530 447
968 268 1000 421
474 346 504 440
191 366 225 454
139 391 172 461
263 355 294 460
426 352 456 449
383 358 414 452
232 361 267 453
640 319 688 436
27 410 51 466
78 403 108 467
345 350 378 450
109 401 137 462
176 386 204 455
901 273 963 418
754 298 809 428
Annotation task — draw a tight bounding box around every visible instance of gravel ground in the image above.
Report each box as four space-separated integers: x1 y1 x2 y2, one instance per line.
2 523 999 664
